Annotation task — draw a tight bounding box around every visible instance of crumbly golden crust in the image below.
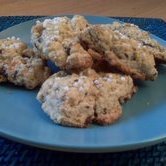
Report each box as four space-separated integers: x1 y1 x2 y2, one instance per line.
79 25 158 80
0 38 51 89
31 15 92 71
110 22 166 63
37 71 97 127
37 69 136 127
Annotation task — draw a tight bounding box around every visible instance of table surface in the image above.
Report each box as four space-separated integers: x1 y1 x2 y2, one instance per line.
0 0 166 20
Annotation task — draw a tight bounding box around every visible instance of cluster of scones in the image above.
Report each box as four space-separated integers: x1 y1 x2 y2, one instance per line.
0 15 166 127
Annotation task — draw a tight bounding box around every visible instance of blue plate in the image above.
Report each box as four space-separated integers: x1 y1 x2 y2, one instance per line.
0 16 166 152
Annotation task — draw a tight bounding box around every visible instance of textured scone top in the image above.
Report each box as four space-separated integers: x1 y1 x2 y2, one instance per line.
79 25 158 80
110 22 157 46
0 38 51 89
37 71 97 103
31 15 92 71
32 15 89 53
109 22 166 63
0 37 27 58
37 69 136 127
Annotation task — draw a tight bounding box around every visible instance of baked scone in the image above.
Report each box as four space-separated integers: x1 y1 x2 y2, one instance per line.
31 15 92 72
84 69 136 125
109 22 166 63
0 37 51 89
37 69 136 127
79 25 158 80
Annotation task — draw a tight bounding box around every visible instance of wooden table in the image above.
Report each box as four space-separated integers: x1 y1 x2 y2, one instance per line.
0 0 166 20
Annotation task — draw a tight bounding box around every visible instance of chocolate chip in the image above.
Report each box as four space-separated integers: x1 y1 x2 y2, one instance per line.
103 108 107 114
66 47 70 55
34 43 38 49
13 70 18 79
94 112 98 117
124 53 129 59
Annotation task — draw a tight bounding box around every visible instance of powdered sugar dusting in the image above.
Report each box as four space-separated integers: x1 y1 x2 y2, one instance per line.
94 79 103 88
121 76 126 81
38 17 74 52
63 86 69 91
107 78 112 83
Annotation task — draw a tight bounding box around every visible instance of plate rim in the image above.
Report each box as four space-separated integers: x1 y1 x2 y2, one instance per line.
1 129 166 152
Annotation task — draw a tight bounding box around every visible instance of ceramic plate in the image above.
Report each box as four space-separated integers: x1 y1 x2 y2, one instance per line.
0 16 166 152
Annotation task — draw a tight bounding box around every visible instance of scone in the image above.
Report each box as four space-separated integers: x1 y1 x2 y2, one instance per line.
31 15 93 72
0 37 51 89
79 25 158 80
83 69 136 125
37 69 136 127
110 22 166 63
